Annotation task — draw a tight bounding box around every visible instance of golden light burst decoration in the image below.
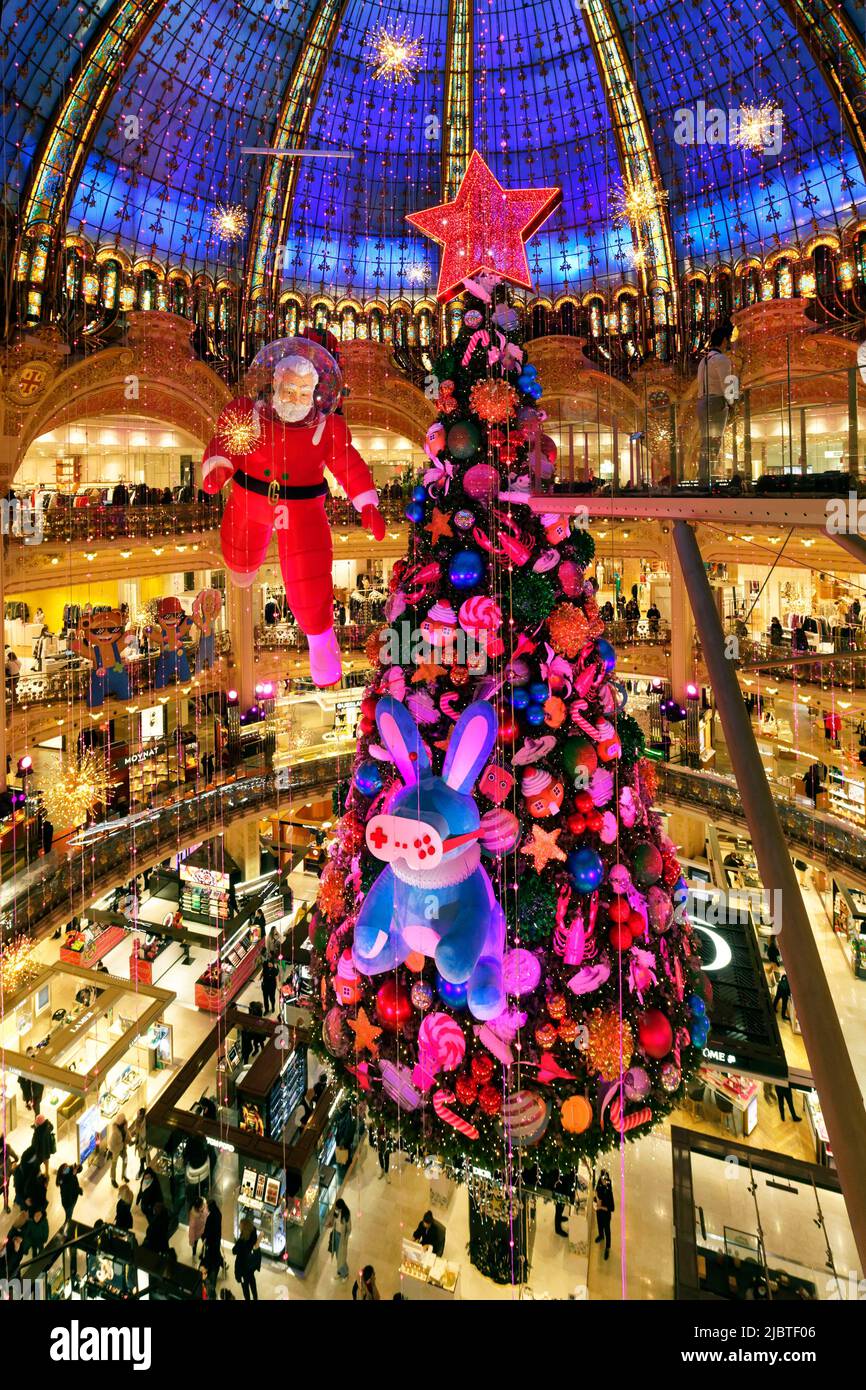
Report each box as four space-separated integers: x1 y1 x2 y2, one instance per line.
611 175 669 230
369 24 423 85
731 101 781 154
405 260 432 285
210 202 249 242
0 935 40 1001
216 403 260 456
42 750 110 828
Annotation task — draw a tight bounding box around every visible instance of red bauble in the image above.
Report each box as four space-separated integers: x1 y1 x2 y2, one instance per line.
575 790 594 814
627 910 646 937
478 1084 502 1116
608 924 633 951
638 1008 674 1059
375 979 413 1033
455 1074 478 1106
471 1054 494 1084
587 811 604 833
608 896 631 925
566 813 587 835
497 716 520 745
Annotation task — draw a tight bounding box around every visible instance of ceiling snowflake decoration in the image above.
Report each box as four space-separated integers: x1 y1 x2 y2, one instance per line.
611 175 669 230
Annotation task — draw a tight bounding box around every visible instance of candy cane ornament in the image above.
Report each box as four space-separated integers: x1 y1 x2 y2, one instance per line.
462 329 490 366
609 1096 653 1133
433 1088 480 1140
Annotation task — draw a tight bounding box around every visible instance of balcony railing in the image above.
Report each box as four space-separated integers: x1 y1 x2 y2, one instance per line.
7 634 232 710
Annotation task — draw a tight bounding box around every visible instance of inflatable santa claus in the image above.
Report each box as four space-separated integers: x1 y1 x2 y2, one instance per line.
202 337 385 686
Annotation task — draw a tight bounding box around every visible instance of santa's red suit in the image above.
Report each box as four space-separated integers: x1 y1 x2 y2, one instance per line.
202 395 384 685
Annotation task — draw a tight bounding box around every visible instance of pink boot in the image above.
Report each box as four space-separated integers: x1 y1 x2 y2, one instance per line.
307 627 342 687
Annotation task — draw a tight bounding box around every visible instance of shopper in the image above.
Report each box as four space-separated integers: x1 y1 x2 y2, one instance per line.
114 1184 135 1232
0 1134 18 1214
107 1112 129 1187
594 1170 615 1261
775 1084 802 1124
353 1264 380 1301
412 1210 445 1256
12 1147 39 1211
646 602 660 636
232 1217 261 1301
57 1162 83 1230
136 1166 163 1222
1 1230 25 1284
188 1195 207 1260
21 1208 49 1259
624 594 640 639
773 972 792 1022
143 1201 171 1255
200 1239 222 1300
129 1107 149 1176
261 956 278 1015
31 1114 56 1177
375 1121 391 1181
203 1195 223 1276
19 1052 44 1114
328 1198 352 1280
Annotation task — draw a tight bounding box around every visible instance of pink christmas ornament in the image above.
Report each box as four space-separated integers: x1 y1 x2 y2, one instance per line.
589 767 614 808
558 560 582 596
502 948 542 996
599 812 618 844
619 786 638 828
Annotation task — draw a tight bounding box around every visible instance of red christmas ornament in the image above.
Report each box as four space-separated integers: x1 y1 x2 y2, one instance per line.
535 1022 558 1050
455 1073 478 1106
627 910 646 937
471 1054 495 1084
375 979 413 1033
566 812 586 835
638 1008 674 1059
608 924 633 951
587 811 604 833
575 790 594 814
558 1017 579 1044
478 1084 502 1116
608 896 631 925
548 993 568 1021
497 715 520 745
406 150 562 302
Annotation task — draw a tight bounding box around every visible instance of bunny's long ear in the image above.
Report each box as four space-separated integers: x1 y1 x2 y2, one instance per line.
442 701 498 794
375 696 430 786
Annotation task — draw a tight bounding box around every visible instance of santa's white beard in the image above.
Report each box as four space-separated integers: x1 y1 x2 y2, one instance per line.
273 396 313 424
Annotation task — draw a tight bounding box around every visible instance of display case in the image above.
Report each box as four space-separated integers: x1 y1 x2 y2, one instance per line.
832 878 866 978
83 1243 140 1299
194 925 264 1012
399 1238 461 1300
59 921 127 967
236 1163 286 1258
146 1021 173 1072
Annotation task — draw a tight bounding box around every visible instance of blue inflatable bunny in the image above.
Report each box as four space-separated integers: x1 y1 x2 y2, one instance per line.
352 696 506 1021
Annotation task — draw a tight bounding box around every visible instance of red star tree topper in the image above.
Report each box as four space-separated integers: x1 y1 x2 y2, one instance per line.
406 150 561 302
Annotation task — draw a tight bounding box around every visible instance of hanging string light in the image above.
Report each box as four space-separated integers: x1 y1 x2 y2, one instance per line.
368 25 423 85
42 751 110 828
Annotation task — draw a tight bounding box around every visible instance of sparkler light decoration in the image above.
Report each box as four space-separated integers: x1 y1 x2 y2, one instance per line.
369 25 423 85
611 175 669 230
731 102 782 154
210 202 249 241
42 750 110 828
405 261 432 285
216 403 260 456
0 935 40 1000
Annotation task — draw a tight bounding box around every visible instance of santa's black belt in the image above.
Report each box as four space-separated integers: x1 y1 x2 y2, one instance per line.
233 471 328 502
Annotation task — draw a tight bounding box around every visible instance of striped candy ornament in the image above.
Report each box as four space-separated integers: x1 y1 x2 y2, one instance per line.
609 1094 653 1133
433 1088 479 1140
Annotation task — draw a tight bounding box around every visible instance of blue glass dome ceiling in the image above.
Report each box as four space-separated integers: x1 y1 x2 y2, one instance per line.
4 0 866 296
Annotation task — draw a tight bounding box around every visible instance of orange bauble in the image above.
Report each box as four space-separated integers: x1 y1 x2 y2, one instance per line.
404 951 426 973
561 1095 593 1134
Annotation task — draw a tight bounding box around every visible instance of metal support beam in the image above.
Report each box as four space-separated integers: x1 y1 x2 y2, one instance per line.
830 530 866 567
673 518 866 1269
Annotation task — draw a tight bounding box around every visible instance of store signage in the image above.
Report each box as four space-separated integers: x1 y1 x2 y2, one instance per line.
120 742 165 769
180 863 229 891
205 1136 235 1153
692 897 788 1082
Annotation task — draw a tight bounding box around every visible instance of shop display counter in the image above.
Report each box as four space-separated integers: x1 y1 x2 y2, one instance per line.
129 936 181 985
806 1091 834 1170
399 1239 461 1300
60 922 127 967
237 1164 287 1258
699 1067 759 1137
194 927 264 1012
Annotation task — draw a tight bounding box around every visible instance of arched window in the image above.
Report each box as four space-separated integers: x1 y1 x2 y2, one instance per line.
169 279 188 317
392 309 406 346
530 304 548 338
312 302 329 334
773 259 793 299
136 269 157 311
588 299 603 337
281 299 299 337
100 260 120 309
341 306 357 342
739 267 760 307
416 308 432 347
558 301 576 336
618 295 634 336
369 308 383 342
65 247 84 305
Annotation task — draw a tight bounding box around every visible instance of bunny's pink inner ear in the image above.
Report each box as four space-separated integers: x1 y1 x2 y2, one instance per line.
376 704 429 785
442 704 497 793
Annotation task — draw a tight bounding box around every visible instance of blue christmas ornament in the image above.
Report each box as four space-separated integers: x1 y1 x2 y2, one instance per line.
525 704 546 727
436 973 469 1009
567 847 605 892
406 501 425 524
412 485 427 503
689 994 707 1018
526 382 542 400
528 681 549 703
597 638 616 673
354 761 383 797
511 687 530 710
449 549 484 589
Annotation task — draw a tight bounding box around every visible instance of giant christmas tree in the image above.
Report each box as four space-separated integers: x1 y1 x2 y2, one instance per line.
310 154 709 1188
